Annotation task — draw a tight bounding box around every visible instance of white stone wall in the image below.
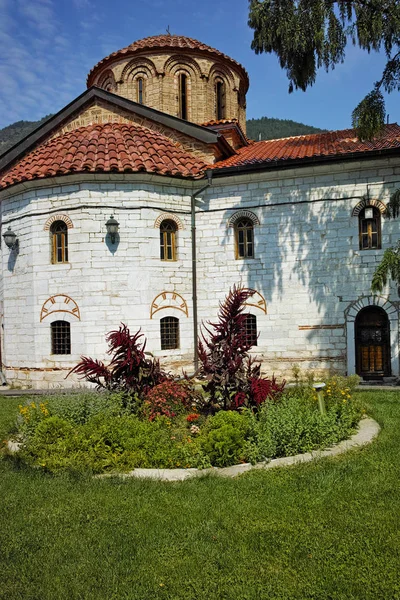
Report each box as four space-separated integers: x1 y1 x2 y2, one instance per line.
196 156 400 379
1 155 399 388
0 177 195 388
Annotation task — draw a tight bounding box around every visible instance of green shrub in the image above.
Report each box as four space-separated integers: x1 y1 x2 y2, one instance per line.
200 411 250 467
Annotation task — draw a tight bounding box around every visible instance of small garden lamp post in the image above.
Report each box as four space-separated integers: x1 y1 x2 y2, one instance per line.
313 382 326 415
2 226 18 251
105 215 119 244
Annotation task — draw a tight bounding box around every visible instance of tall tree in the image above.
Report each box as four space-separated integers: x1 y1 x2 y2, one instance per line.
248 0 400 140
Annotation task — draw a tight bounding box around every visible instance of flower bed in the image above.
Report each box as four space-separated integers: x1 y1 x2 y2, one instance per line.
8 376 364 474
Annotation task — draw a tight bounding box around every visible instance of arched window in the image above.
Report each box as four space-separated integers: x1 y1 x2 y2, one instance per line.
160 220 177 261
137 77 144 104
51 321 71 355
359 207 381 250
215 80 226 120
243 314 258 347
178 73 188 120
50 220 68 263
160 316 179 350
235 218 254 259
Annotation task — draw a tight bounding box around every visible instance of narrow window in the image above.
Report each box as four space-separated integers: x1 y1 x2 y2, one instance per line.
50 220 68 263
359 207 381 250
160 316 179 350
178 73 188 120
137 77 144 104
235 218 254 259
51 321 71 355
243 314 258 347
160 220 177 261
216 80 226 120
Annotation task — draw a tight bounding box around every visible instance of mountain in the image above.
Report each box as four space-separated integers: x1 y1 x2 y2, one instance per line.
0 115 324 156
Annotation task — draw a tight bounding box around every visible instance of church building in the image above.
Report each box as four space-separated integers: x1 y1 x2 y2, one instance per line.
0 34 400 388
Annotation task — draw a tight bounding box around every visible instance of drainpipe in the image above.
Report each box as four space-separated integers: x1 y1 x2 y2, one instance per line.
191 169 213 372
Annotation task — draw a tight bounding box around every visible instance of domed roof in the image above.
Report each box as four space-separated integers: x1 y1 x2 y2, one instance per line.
0 122 207 190
87 34 249 90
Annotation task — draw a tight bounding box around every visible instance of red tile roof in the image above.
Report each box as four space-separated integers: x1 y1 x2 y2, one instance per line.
0 122 206 190
212 124 400 171
87 35 249 90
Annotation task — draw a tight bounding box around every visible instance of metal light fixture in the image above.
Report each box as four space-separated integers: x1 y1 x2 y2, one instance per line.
105 215 119 244
2 226 18 250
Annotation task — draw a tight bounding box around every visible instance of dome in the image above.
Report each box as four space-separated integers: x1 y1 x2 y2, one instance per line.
86 34 249 132
87 34 249 91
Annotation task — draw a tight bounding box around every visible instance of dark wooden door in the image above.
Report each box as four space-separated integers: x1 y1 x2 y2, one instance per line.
355 307 390 378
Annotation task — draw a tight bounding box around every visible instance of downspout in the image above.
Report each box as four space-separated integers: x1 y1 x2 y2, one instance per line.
191 169 213 372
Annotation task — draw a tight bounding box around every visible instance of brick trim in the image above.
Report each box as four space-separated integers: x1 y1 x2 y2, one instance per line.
44 214 74 230
228 210 260 227
352 197 386 217
154 213 184 230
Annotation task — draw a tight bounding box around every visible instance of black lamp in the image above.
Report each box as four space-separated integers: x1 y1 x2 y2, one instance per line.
2 226 18 250
105 215 119 244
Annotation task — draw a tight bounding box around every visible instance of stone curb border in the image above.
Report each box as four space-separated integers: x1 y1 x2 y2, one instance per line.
96 417 380 482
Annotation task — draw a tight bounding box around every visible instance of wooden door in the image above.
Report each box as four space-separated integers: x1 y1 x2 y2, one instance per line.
355 307 390 378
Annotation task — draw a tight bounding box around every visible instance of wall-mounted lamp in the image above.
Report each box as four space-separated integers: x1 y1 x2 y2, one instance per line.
105 215 119 244
2 226 18 250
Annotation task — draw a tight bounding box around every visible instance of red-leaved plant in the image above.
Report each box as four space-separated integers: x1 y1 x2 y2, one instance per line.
68 324 168 397
143 380 193 421
198 285 285 411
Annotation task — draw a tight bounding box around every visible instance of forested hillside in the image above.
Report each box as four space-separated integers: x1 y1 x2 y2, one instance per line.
0 114 324 155
0 116 53 155
246 117 324 140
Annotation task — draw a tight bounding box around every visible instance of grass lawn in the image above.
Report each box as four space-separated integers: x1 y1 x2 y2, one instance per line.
1 390 400 600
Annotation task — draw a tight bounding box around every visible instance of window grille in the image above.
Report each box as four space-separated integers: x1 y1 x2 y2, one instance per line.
243 314 257 347
235 218 254 258
51 321 71 355
359 207 381 250
160 220 177 261
50 220 68 263
160 316 179 350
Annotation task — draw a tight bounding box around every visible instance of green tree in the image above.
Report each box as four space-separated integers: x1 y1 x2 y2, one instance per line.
248 0 400 140
371 191 400 293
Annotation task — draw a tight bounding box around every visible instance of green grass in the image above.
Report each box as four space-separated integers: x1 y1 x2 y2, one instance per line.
1 391 400 600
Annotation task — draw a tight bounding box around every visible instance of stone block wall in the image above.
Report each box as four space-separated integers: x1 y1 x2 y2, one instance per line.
1 155 400 388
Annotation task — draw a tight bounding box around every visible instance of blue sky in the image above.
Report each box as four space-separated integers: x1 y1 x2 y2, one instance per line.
0 0 398 131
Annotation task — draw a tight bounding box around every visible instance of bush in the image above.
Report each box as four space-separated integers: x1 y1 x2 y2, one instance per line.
200 411 250 467
143 380 194 420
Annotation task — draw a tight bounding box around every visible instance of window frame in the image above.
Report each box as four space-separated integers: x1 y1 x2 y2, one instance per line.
50 220 68 264
235 218 254 259
51 320 71 355
178 73 188 120
160 219 177 261
215 79 226 120
359 206 381 250
160 316 180 350
137 77 145 104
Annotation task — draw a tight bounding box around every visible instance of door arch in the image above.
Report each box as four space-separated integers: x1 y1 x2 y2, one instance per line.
355 306 391 378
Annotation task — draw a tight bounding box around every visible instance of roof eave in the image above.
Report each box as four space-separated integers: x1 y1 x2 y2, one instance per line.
210 147 400 177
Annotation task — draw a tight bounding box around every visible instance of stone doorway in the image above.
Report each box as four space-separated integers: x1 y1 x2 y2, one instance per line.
355 306 391 379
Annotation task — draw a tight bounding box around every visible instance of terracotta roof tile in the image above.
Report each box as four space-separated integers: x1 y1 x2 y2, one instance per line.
0 122 206 190
212 124 400 171
87 34 249 91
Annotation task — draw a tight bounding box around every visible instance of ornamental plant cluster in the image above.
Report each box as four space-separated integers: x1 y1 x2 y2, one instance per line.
6 286 365 473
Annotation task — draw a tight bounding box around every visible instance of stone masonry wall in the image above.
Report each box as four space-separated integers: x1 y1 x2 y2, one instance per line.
1 155 400 388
